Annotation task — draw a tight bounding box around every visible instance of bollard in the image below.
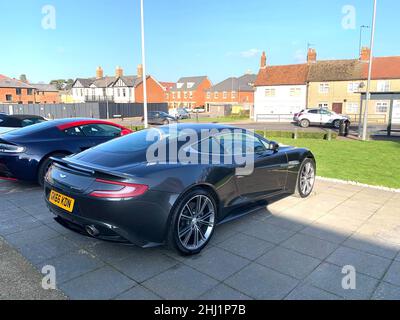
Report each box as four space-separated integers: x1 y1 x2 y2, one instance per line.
327 129 332 141
293 128 298 140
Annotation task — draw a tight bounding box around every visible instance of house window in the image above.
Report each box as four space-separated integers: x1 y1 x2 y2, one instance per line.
223 91 227 99
184 91 188 99
172 92 176 99
265 88 276 97
177 92 181 99
318 103 329 109
377 80 390 92
346 102 359 114
27 89 33 95
376 101 388 113
117 89 121 97
166 93 169 99
6 95 12 102
348 82 360 93
123 88 126 97
103 88 106 96
16 88 22 95
231 91 237 99
189 91 193 99
206 92 211 99
80 89 83 96
214 92 219 99
319 83 329 93
290 88 301 96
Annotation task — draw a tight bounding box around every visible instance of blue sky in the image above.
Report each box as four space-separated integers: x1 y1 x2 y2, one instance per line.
0 0 398 84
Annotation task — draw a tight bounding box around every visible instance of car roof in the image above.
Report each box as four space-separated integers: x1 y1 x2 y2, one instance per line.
4 118 126 137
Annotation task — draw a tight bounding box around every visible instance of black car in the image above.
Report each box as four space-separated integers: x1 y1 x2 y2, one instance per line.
45 124 316 255
0 114 46 134
143 111 176 125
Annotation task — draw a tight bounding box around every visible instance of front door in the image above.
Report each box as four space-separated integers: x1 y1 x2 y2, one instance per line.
216 132 288 201
332 103 343 114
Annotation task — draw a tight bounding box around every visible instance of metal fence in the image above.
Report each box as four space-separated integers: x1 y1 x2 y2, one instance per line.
0 102 168 120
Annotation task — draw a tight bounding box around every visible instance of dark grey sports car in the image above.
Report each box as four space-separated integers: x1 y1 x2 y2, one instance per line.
44 124 316 255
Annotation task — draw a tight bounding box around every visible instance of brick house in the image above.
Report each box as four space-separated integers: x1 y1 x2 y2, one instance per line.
205 74 256 115
71 65 166 103
0 74 59 104
166 76 212 109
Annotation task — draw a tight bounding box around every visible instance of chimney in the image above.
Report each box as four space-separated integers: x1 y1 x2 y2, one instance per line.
115 66 124 77
260 51 267 69
96 66 104 79
307 48 317 64
137 64 143 78
360 47 371 62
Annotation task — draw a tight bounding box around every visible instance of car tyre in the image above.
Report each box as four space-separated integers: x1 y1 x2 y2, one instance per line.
300 119 310 128
37 153 67 186
168 188 217 255
294 158 316 198
333 119 341 129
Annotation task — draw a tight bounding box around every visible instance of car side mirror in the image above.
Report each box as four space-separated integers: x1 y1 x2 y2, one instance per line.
268 141 279 152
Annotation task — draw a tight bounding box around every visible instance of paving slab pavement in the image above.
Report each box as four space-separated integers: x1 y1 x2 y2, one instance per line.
1 178 400 300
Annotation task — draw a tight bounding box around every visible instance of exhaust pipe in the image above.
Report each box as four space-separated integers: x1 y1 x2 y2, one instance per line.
85 225 100 237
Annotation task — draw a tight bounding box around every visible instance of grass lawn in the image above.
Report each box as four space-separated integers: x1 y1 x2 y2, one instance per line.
180 115 249 123
270 137 400 189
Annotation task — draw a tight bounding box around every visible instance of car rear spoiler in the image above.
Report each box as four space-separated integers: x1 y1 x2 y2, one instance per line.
50 157 131 181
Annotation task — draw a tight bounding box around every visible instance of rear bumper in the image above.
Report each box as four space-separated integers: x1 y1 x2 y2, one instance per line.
0 154 38 181
44 183 177 248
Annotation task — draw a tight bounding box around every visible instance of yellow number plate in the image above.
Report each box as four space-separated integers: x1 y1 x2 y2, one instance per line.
49 190 75 213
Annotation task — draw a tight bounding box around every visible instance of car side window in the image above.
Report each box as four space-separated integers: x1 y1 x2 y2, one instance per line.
80 124 121 137
216 133 266 155
190 137 225 155
64 126 85 136
308 110 319 114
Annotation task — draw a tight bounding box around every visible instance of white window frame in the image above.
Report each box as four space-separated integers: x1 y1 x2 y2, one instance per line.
377 80 390 92
318 102 329 109
265 88 276 97
223 91 227 99
348 82 360 93
346 102 359 114
231 91 237 99
375 101 389 113
206 92 211 99
290 87 301 96
319 83 330 94
214 92 219 99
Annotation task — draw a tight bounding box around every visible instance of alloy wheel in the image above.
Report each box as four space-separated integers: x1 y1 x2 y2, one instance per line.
300 162 315 196
177 195 215 251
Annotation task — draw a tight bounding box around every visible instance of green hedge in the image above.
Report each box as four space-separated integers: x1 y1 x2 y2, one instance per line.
255 130 337 140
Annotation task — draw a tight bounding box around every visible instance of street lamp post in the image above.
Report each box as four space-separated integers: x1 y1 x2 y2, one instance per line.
140 0 148 128
362 0 377 141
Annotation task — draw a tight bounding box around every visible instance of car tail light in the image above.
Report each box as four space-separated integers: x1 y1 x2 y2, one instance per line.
0 143 25 153
120 128 132 136
89 178 148 199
